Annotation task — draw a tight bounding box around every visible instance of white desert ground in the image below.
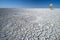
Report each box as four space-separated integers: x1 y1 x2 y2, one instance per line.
0 8 60 40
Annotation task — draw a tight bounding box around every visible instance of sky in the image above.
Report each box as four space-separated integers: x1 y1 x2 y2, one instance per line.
0 0 60 8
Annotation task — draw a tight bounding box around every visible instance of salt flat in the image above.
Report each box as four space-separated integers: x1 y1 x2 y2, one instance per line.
0 8 60 40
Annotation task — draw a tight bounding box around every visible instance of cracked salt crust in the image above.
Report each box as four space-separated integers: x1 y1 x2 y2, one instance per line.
0 8 60 40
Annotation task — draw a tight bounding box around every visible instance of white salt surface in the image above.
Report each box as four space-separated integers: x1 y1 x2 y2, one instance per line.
0 8 60 40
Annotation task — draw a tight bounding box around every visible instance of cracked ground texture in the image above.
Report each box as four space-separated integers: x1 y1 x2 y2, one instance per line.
0 8 60 40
